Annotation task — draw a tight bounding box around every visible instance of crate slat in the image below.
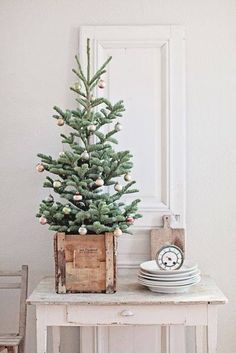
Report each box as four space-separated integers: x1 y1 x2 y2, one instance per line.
105 233 114 293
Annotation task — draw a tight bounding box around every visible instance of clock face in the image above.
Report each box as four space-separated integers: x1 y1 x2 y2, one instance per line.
156 245 184 271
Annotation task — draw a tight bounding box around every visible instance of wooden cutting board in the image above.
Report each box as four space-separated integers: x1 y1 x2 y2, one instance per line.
150 215 185 260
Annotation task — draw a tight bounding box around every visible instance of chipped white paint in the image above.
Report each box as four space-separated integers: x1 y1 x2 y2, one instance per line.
28 274 227 353
27 275 226 306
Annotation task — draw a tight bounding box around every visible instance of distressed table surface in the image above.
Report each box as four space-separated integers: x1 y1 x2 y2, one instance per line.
27 274 227 306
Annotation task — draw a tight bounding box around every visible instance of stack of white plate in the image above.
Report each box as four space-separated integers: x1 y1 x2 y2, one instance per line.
138 261 201 293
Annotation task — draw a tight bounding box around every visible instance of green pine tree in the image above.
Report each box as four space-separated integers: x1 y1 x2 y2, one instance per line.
36 39 142 235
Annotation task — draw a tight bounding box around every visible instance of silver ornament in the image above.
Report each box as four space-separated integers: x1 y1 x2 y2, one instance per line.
114 228 122 237
95 177 104 186
53 180 62 188
63 206 71 214
81 151 90 160
74 82 81 90
115 122 123 131
79 225 87 235
114 183 122 192
124 173 132 182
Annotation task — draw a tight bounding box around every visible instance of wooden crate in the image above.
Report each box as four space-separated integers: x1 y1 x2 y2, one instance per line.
54 232 117 293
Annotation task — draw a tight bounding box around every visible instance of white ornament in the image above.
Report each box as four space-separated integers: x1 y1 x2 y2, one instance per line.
115 122 123 131
114 228 122 237
79 225 87 235
57 118 64 126
53 180 62 188
81 150 90 160
98 79 106 89
63 206 71 214
59 151 65 157
87 124 96 132
95 177 104 186
74 82 81 90
124 173 132 182
114 183 122 192
39 216 47 225
73 192 82 201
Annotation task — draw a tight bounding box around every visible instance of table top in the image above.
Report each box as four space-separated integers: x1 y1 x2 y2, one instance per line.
27 274 227 306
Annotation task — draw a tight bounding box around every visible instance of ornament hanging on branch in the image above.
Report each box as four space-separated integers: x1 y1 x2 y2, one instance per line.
115 122 123 131
39 216 47 225
98 79 106 89
59 151 65 157
73 192 82 201
63 205 71 214
81 150 90 160
126 216 134 223
53 180 62 188
124 173 132 182
79 225 87 235
95 177 104 186
57 118 64 126
114 183 122 192
114 227 122 237
36 164 44 173
74 82 81 90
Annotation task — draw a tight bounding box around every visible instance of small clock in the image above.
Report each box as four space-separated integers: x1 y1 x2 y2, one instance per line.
156 245 184 271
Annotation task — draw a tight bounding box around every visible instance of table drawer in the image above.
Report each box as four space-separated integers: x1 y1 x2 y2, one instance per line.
66 304 207 325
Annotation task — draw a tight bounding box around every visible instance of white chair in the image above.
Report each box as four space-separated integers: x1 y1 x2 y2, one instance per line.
0 266 28 353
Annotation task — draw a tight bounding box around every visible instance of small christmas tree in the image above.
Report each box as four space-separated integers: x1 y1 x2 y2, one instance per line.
36 39 141 236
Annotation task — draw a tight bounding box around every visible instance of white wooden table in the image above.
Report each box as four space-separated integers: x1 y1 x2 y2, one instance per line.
27 274 227 353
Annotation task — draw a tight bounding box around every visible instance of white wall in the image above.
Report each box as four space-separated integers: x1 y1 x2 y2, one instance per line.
0 1 235 353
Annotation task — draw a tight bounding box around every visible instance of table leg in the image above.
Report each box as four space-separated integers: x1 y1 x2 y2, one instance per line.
52 327 61 353
169 325 186 353
207 306 218 353
161 325 185 353
161 326 169 353
195 326 204 353
36 307 47 353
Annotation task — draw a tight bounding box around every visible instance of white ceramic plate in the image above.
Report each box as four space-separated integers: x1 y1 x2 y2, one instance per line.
148 285 191 294
149 286 189 293
139 269 201 281
138 272 201 283
139 277 201 294
140 260 198 275
138 275 201 287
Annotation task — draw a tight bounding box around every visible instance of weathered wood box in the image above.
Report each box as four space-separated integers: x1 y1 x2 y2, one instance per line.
54 232 117 293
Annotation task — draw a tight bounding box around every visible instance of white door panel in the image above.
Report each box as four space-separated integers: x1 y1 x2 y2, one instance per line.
80 25 186 229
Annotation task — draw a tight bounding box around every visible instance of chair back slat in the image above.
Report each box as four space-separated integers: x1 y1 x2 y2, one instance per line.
0 283 21 289
18 265 28 353
0 271 22 277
